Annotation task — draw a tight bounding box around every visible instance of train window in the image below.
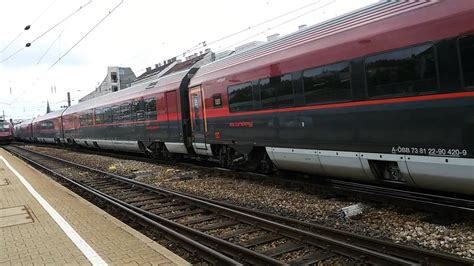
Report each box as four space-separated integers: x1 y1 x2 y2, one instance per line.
366 43 437 98
95 108 103 125
40 121 54 129
259 78 277 110
213 94 222 108
277 74 295 108
145 98 157 120
80 114 92 126
121 103 131 122
132 100 145 121
228 82 254 112
303 61 351 104
112 106 120 122
0 123 9 132
459 34 474 88
103 108 112 124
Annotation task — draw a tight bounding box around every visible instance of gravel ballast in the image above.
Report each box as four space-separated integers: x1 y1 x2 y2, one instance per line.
23 145 474 259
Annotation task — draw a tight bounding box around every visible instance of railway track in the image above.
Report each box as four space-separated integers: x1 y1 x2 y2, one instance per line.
5 145 473 265
19 142 474 218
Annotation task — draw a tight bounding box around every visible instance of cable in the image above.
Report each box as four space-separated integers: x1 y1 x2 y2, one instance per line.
49 0 124 70
1 0 92 63
37 30 64 65
0 31 23 54
178 0 324 58
27 0 92 46
31 0 57 25
219 0 336 52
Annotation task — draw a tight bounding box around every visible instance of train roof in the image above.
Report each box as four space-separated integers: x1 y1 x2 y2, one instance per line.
190 0 472 86
63 69 189 115
33 109 66 123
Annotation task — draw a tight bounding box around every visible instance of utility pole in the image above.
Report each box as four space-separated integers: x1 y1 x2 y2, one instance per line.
67 92 71 107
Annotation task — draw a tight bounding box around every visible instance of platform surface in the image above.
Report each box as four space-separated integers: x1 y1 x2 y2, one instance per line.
0 148 189 265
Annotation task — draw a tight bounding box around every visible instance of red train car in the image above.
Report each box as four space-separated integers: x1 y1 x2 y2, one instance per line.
188 0 474 193
0 120 13 145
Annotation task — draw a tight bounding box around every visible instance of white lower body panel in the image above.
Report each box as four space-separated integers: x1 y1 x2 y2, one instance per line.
266 147 473 194
75 139 141 153
165 142 188 154
193 142 213 156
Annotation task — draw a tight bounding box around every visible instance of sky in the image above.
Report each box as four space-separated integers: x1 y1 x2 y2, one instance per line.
0 0 377 120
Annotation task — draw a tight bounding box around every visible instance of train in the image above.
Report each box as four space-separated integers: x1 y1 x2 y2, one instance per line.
0 120 14 145
14 1 474 194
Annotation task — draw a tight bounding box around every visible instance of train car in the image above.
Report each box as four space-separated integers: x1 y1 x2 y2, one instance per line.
187 1 474 194
0 120 14 145
61 69 197 155
14 119 34 142
31 109 66 144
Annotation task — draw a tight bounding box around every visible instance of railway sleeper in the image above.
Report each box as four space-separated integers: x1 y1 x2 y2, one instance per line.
239 234 283 248
261 242 305 257
197 220 240 231
287 250 336 265
179 214 218 226
163 208 207 220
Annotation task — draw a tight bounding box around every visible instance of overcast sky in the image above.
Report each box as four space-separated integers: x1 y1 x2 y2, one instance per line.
0 0 376 120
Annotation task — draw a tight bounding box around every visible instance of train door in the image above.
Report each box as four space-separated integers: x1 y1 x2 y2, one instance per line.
156 93 169 140
189 86 211 155
165 90 179 141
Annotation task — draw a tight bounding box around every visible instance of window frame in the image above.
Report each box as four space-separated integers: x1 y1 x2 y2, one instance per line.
302 60 353 106
227 82 255 113
457 34 474 90
364 42 440 99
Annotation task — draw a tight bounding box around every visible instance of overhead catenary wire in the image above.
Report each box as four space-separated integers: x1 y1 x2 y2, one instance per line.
37 30 64 65
28 0 92 47
218 0 336 53
180 0 324 57
49 0 124 70
1 0 92 64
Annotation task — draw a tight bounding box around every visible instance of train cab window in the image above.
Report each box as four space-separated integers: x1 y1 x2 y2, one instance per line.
145 98 157 120
277 74 295 108
228 82 254 112
459 34 474 88
303 61 351 104
366 43 437 98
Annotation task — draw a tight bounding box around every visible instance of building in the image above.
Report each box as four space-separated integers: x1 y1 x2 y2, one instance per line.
79 66 136 103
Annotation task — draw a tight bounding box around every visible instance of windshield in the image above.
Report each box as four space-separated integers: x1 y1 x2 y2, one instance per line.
0 123 10 132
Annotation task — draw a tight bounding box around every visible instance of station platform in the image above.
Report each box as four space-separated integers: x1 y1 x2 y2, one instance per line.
0 148 189 265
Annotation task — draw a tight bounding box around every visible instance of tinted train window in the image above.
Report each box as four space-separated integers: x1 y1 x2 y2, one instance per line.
133 100 145 121
366 43 437 98
277 74 294 107
259 78 276 110
104 108 113 124
145 98 157 120
40 120 54 129
228 82 254 112
303 62 351 104
121 103 131 122
95 108 104 125
112 106 120 122
459 34 474 88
